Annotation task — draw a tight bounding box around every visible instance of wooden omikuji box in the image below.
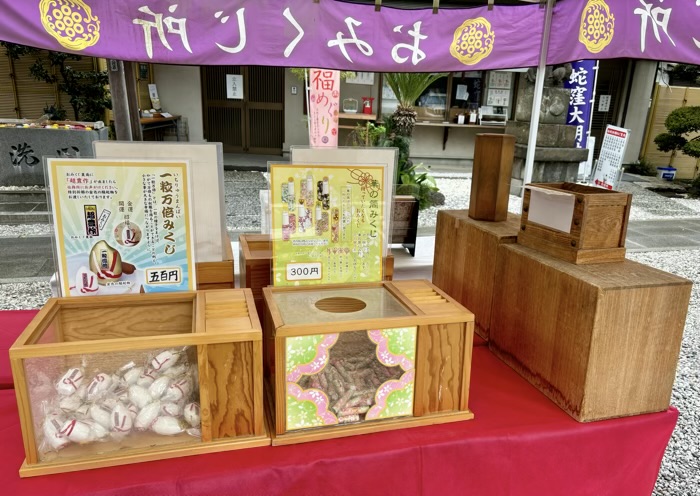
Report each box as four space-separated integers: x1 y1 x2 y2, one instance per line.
432 210 520 342
262 280 474 445
9 290 268 477
239 234 394 319
490 244 692 422
518 182 632 264
196 234 234 290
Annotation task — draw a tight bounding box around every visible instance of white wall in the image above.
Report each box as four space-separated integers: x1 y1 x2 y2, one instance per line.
284 68 309 151
411 125 503 161
623 60 658 164
153 65 204 142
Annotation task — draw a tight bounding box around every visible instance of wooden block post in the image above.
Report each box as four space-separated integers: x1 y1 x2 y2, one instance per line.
432 210 520 342
469 133 515 222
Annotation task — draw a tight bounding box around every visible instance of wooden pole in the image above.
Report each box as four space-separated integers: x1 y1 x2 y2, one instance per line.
107 59 143 141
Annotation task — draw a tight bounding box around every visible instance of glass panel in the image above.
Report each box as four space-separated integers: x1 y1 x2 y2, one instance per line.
449 71 483 113
272 287 411 325
286 327 417 431
25 347 201 463
380 79 398 117
415 76 448 122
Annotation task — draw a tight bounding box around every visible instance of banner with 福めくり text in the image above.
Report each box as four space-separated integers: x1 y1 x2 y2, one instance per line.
47 158 196 296
308 69 340 148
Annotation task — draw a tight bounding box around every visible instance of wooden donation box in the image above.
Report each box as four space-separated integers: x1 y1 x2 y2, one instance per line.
432 210 520 341
262 280 474 445
490 244 692 422
518 182 632 264
10 290 268 477
240 234 394 319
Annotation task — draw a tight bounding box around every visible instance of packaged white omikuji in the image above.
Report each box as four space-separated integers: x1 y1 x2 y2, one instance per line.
34 348 202 457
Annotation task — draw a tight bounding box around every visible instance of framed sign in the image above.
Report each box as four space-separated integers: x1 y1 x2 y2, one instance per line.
47 158 196 296
270 163 385 286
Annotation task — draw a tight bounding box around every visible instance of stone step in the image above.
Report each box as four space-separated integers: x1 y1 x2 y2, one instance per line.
0 190 48 203
0 212 51 224
0 201 51 224
0 201 46 212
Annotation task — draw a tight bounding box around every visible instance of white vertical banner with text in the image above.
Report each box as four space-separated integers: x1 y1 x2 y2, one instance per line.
308 69 340 148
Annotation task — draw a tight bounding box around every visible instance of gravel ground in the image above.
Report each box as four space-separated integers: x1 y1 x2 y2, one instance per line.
628 250 700 496
0 280 52 309
2 172 700 493
0 224 53 237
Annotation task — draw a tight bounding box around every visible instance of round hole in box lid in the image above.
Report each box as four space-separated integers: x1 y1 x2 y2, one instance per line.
314 297 367 313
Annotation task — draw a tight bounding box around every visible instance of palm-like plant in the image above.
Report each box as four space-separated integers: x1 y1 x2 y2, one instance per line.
383 72 447 137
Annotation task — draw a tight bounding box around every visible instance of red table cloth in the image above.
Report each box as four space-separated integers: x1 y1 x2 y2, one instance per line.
0 310 36 389
0 310 675 495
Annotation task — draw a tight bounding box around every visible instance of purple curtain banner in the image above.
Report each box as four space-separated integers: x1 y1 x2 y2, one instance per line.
0 0 698 70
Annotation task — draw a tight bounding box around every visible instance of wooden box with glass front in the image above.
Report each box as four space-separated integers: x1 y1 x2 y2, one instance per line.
9 290 268 477
262 280 474 445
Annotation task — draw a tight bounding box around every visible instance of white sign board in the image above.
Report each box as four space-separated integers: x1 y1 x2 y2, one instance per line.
226 74 243 99
598 94 611 112
526 186 575 233
592 125 629 191
94 141 227 263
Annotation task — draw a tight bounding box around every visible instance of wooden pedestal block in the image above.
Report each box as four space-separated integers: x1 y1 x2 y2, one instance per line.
490 244 692 422
10 290 269 477
263 280 474 445
432 210 520 341
239 233 394 321
469 134 515 222
518 182 632 264
196 234 234 290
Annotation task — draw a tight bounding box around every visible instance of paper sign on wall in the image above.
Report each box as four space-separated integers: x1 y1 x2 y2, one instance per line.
147 83 161 110
47 158 196 296
270 163 384 286
226 74 243 99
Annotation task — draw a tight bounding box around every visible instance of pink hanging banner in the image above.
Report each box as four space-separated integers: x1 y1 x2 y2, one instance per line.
308 69 340 148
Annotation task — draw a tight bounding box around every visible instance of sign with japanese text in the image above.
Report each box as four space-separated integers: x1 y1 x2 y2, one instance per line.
308 69 340 148
563 59 597 149
549 0 700 69
47 158 196 296
270 163 384 286
592 125 630 190
3 1 700 71
226 74 243 100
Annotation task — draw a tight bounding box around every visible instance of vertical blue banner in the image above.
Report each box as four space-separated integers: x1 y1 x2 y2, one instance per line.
564 60 597 149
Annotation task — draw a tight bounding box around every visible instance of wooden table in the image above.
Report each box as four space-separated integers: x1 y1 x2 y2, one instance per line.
140 115 181 141
0 310 678 495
